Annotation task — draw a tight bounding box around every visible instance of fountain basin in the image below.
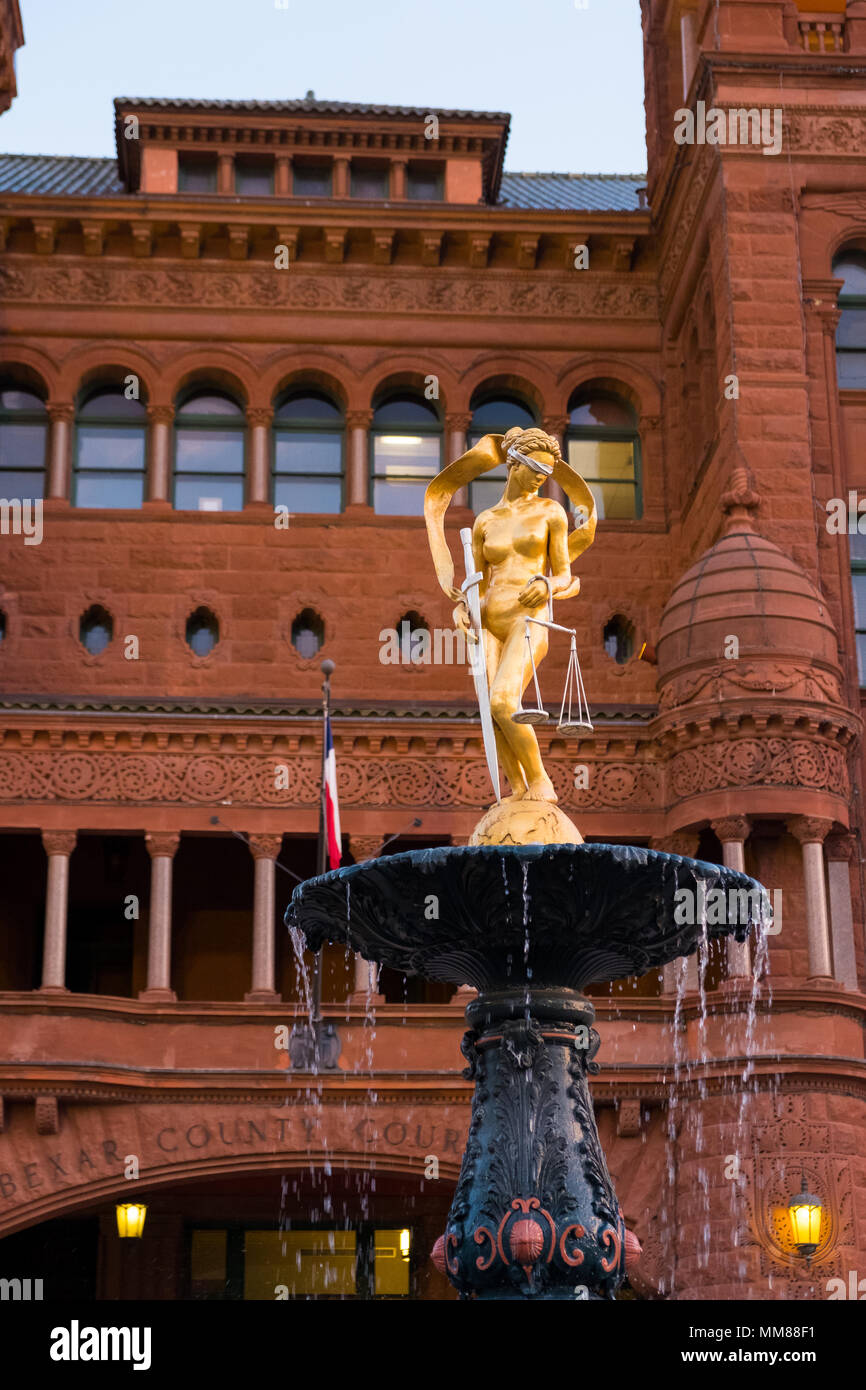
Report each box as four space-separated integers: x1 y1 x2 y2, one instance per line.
287 842 769 992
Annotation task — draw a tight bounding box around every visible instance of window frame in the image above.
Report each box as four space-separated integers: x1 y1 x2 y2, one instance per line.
369 396 443 517
466 393 537 513
566 395 643 522
271 393 345 515
73 389 147 510
173 391 247 514
0 387 49 499
834 253 866 390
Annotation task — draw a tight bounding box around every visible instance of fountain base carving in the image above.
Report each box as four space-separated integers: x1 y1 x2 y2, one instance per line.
469 799 582 846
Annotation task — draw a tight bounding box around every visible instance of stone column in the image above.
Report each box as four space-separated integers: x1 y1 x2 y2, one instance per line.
652 832 700 992
333 156 350 198
825 832 859 990
446 412 472 506
788 817 835 983
275 155 292 196
140 832 179 1001
244 834 283 1003
348 835 384 1001
345 409 373 508
40 830 76 992
218 152 234 194
711 816 752 981
390 159 407 200
246 406 273 506
542 415 569 509
146 404 174 504
46 402 74 501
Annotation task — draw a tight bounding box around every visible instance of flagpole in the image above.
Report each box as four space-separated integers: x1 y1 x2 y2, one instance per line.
312 658 335 1037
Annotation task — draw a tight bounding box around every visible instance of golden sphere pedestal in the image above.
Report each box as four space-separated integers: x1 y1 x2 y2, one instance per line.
469 799 583 847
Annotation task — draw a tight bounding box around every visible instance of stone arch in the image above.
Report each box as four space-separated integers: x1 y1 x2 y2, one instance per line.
166 348 254 409
460 354 553 420
361 355 457 414
557 357 661 421
56 343 160 407
0 345 57 400
260 353 353 413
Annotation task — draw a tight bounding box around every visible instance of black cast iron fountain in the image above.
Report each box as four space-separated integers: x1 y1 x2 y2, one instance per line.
287 841 770 1300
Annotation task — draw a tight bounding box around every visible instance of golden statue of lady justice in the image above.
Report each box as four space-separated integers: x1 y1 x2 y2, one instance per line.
424 426 597 845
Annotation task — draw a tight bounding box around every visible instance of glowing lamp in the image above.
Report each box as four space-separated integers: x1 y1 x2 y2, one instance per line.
787 1183 822 1259
116 1203 147 1239
399 1228 411 1260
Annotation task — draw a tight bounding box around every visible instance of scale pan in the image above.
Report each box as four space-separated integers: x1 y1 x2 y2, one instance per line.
512 709 549 725
557 719 593 735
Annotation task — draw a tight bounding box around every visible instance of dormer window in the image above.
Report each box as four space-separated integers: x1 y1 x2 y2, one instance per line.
293 161 332 198
236 157 273 197
351 161 389 199
407 162 443 201
178 154 217 194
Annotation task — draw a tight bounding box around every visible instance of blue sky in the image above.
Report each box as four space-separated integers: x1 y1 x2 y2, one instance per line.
1 0 647 173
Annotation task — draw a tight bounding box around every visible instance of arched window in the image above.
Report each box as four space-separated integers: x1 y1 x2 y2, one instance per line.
174 392 245 512
186 607 219 657
467 394 536 512
273 393 343 514
371 395 441 516
79 605 113 655
603 614 635 664
834 251 866 389
74 389 146 508
567 392 640 520
291 608 325 658
0 387 47 499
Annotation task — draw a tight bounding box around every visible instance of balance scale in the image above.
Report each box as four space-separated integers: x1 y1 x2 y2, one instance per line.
510 573 593 734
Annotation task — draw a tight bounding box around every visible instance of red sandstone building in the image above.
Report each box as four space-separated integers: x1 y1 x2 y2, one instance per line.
0 0 865 1301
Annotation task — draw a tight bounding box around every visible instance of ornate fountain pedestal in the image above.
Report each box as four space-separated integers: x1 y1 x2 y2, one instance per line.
288 842 768 1302
446 988 623 1300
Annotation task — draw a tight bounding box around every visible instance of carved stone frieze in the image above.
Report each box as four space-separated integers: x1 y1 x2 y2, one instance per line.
669 739 848 801
658 662 843 711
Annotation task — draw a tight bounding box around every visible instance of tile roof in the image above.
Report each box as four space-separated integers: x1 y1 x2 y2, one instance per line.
0 154 648 212
0 153 124 196
113 95 511 122
498 172 647 212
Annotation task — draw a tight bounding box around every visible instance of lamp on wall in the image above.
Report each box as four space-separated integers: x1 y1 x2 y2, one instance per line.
116 1203 147 1239
787 1178 822 1261
399 1228 411 1260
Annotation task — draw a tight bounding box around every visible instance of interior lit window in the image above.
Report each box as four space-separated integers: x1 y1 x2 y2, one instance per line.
75 389 146 509
467 393 536 512
189 1226 412 1300
174 392 245 512
273 393 343 513
0 386 47 499
371 395 441 516
834 250 866 389
567 393 640 520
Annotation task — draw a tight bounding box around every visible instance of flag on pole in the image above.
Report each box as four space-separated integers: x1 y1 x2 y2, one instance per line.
324 714 342 870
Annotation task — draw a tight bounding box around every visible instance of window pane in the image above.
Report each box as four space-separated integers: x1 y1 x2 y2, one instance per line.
570 397 635 429
568 438 635 483
243 1230 356 1300
0 421 47 470
373 479 429 515
834 254 866 296
837 308 866 350
470 478 508 512
374 1230 410 1297
235 160 273 196
176 429 244 473
79 392 146 420
178 156 217 193
373 434 440 477
174 477 244 511
178 395 242 418
190 1230 227 1300
274 477 341 513
351 165 388 198
0 390 45 411
78 425 145 471
76 473 145 508
837 352 866 389
852 572 866 628
276 395 342 423
373 397 439 428
469 399 534 432
587 479 637 520
293 165 332 197
859 633 866 687
407 169 442 200
0 468 44 498
274 432 342 474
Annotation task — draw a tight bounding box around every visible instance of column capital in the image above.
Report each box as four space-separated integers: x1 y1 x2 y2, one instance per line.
145 831 180 859
42 830 76 856
46 400 75 424
711 815 751 844
246 406 273 429
247 833 283 861
445 411 472 432
788 816 833 846
345 409 373 430
146 403 174 425
542 415 569 439
825 831 856 862
349 834 382 863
